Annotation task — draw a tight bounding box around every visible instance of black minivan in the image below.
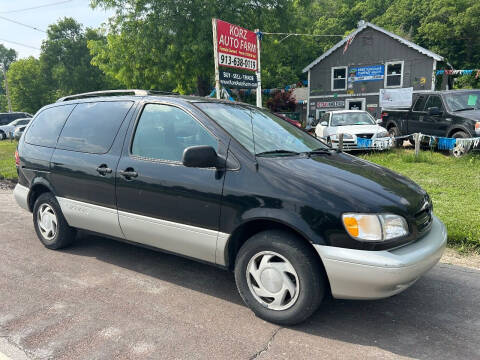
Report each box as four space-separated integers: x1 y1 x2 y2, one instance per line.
14 90 447 325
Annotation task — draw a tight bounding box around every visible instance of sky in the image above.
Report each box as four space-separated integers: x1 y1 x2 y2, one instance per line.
0 0 113 59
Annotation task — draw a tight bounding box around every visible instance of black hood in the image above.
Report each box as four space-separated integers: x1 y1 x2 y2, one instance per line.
260 152 427 216
454 109 480 121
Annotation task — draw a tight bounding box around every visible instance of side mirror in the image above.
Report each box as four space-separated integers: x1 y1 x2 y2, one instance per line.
182 145 222 168
428 107 442 116
376 119 382 124
320 121 328 126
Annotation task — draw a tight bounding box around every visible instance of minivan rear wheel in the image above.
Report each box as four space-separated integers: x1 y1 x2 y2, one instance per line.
234 230 325 325
33 193 76 249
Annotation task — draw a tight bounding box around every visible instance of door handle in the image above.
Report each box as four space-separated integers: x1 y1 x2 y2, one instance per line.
96 164 112 175
120 168 138 179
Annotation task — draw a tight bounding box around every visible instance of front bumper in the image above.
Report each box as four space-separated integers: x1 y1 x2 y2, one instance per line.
330 137 392 151
314 215 447 300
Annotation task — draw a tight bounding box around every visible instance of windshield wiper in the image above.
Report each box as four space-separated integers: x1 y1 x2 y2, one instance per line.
454 107 476 112
302 148 333 156
256 149 300 157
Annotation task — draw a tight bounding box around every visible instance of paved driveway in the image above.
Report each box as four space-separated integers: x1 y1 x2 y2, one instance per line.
0 189 479 359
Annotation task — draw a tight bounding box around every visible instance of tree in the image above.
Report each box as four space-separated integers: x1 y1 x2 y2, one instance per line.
89 0 309 95
7 57 50 114
0 44 17 112
40 17 119 98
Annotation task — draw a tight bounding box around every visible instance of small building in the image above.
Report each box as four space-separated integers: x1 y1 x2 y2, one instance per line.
303 21 445 121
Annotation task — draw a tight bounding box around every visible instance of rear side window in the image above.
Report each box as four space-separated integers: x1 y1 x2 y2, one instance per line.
413 96 427 112
25 105 75 148
57 101 133 154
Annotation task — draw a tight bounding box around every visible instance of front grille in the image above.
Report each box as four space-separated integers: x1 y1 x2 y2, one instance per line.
356 133 373 139
415 201 433 234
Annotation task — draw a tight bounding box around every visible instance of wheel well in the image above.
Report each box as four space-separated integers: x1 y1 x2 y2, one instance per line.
226 219 317 270
28 184 51 211
447 128 467 138
386 122 397 130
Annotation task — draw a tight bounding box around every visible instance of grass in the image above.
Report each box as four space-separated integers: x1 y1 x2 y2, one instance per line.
1 140 478 252
0 140 18 180
360 149 480 253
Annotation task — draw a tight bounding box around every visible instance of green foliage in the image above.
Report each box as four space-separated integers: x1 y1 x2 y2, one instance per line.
6 57 50 114
0 141 18 180
0 44 17 70
361 149 480 253
41 17 120 99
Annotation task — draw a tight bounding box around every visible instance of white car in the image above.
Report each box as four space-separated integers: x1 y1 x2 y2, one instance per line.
0 118 31 140
315 110 392 150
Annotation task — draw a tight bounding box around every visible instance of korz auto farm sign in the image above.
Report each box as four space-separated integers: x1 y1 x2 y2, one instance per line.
214 19 258 71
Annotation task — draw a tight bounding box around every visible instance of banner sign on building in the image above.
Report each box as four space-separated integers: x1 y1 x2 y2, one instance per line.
219 70 257 88
215 19 258 71
316 100 345 108
379 87 413 108
349 65 384 82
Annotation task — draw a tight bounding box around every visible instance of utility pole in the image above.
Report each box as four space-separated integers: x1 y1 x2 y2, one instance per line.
1 64 12 112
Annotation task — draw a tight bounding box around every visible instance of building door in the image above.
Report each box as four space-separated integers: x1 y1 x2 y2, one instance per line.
346 98 366 110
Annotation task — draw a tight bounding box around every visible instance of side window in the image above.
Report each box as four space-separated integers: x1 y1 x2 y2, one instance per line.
18 120 30 126
25 105 75 148
57 101 133 154
321 113 329 124
385 61 403 87
425 96 443 110
413 96 427 112
132 104 217 162
331 67 347 91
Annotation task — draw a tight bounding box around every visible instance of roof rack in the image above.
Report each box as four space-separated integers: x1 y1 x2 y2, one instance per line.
56 89 179 102
57 89 149 102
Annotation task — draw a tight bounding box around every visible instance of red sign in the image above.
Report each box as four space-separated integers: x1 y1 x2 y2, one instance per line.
215 19 257 71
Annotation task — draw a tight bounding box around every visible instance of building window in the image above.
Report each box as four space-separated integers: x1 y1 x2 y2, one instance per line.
331 66 347 91
385 61 403 88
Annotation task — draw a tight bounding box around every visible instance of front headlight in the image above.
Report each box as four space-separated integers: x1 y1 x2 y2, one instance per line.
376 131 389 138
342 213 409 241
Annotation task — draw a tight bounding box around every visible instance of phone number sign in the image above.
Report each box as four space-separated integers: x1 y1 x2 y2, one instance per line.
216 19 258 71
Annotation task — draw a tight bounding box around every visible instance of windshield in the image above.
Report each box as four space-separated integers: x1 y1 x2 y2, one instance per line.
330 112 375 126
195 103 328 155
444 91 480 111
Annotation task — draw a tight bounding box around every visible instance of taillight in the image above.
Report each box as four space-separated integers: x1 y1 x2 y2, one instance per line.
15 150 20 166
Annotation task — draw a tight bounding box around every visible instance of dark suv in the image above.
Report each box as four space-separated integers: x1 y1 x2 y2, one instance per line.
14 90 447 325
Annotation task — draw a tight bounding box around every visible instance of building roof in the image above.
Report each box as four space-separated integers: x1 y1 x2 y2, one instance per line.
302 21 444 73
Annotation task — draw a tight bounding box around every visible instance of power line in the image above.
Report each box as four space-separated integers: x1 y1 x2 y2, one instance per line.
0 15 47 33
0 0 74 14
0 38 41 50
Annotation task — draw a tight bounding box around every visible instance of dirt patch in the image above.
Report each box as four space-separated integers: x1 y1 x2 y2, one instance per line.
441 248 480 270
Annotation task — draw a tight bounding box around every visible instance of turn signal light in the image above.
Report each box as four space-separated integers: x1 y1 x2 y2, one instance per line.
343 216 359 237
15 150 20 166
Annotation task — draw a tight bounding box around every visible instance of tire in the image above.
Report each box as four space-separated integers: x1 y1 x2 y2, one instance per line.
0 131 5 140
388 126 401 147
234 230 326 325
451 131 468 139
33 192 76 249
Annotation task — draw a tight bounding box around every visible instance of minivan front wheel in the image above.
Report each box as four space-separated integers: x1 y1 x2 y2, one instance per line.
33 193 76 249
235 230 325 325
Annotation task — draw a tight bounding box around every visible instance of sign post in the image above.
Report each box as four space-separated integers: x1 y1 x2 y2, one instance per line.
212 18 221 99
255 29 261 108
212 19 260 106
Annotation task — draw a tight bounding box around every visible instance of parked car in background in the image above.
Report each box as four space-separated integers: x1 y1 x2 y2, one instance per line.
274 112 302 128
315 110 391 150
14 90 446 325
0 115 32 140
12 125 27 140
381 90 480 144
